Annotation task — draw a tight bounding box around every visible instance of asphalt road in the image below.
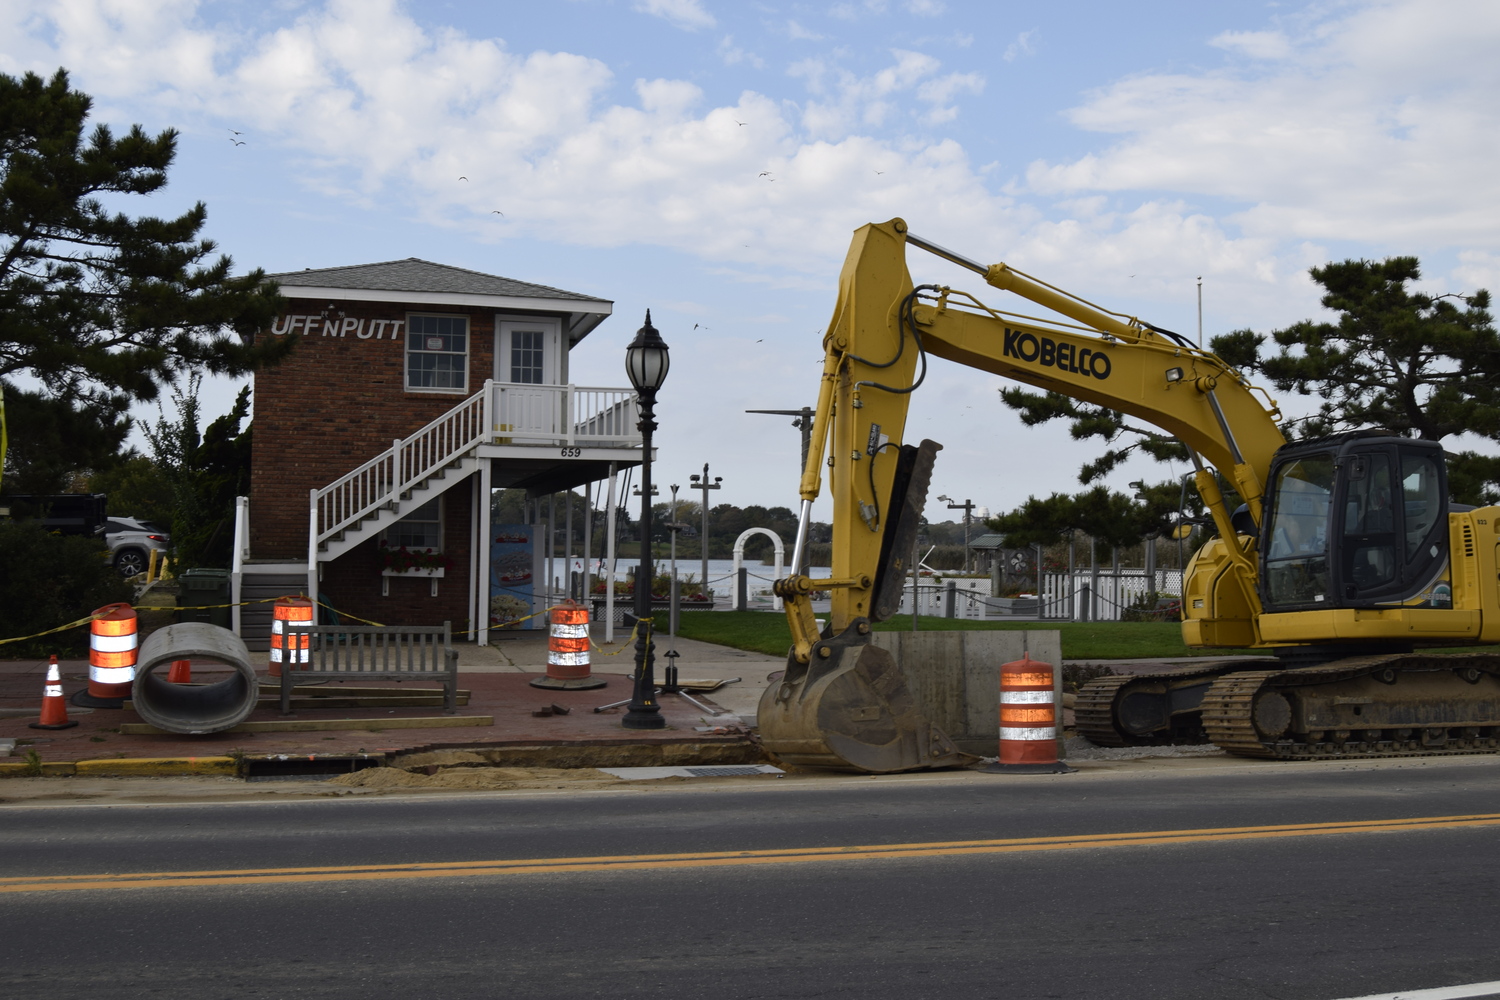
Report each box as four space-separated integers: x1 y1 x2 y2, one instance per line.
6 759 1500 1000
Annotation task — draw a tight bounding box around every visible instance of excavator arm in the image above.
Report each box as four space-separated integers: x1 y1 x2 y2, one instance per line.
761 218 1287 772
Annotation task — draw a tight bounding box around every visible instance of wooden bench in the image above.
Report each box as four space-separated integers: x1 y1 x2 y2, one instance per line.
281 623 459 716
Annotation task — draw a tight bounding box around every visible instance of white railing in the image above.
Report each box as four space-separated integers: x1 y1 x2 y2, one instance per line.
491 383 639 446
311 380 642 552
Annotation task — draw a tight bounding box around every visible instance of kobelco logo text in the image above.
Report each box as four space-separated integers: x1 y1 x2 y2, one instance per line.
1003 328 1112 380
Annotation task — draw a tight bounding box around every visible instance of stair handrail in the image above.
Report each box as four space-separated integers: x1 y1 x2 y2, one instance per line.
312 380 491 546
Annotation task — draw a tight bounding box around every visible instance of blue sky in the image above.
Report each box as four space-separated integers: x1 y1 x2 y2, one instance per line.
4 0 1498 518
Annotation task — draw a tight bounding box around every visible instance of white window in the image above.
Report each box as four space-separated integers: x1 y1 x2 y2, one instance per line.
406 314 469 392
383 498 443 552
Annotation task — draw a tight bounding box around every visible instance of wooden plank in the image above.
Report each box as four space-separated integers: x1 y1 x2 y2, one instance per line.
120 715 494 735
256 683 468 701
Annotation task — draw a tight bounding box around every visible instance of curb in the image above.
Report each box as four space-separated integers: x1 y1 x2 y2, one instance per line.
0 757 239 778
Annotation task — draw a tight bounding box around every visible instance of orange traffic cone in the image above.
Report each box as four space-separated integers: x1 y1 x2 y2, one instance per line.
30 656 79 730
168 659 192 683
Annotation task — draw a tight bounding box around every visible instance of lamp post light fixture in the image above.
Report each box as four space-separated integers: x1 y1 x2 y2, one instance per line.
937 494 978 572
688 463 722 604
622 311 670 731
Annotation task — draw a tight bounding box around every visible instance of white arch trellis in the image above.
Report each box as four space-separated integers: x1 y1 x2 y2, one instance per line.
732 528 785 610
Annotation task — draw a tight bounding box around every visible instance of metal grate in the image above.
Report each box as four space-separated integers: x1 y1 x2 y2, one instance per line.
684 765 780 777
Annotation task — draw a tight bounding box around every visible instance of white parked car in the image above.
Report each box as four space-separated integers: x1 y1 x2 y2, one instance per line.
106 517 170 577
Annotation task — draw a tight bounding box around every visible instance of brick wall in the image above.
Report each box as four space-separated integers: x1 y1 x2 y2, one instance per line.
320 474 477 632
250 297 510 559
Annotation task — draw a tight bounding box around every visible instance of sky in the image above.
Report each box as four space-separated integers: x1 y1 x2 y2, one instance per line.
3 0 1499 521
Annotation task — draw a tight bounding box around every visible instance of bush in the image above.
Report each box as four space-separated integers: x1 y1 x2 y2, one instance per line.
0 521 132 656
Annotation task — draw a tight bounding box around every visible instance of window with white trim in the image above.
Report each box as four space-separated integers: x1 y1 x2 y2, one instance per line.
382 498 443 551
406 314 469 391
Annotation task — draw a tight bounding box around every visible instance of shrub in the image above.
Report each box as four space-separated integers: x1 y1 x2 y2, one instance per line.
0 521 132 656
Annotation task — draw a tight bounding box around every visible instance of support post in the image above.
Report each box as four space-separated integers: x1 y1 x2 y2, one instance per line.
605 464 618 641
478 457 492 646
469 473 480 641
737 567 748 612
944 579 956 619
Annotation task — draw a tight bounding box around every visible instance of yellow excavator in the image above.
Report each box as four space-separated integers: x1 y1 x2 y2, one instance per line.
761 218 1500 772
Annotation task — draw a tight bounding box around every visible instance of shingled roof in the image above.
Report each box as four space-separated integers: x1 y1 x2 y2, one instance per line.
267 258 609 303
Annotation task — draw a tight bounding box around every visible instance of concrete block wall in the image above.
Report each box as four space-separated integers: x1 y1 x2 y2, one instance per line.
870 630 1063 757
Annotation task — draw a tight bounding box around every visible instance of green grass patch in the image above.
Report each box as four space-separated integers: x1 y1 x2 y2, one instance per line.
659 611 1273 661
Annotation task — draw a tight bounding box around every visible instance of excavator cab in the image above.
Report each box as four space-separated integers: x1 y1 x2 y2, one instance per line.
1260 431 1452 614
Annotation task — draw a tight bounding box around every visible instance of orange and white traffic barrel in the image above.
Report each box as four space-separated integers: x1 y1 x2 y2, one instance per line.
269 596 315 678
983 654 1074 774
74 603 138 707
530 601 606 690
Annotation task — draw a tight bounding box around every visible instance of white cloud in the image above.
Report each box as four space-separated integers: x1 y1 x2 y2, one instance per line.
633 0 715 32
1003 29 1036 62
717 34 765 68
792 48 982 137
1209 29 1292 60
1026 0 1500 249
904 0 946 15
786 20 823 42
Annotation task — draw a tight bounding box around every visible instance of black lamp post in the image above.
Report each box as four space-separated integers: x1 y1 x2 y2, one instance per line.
623 311 670 730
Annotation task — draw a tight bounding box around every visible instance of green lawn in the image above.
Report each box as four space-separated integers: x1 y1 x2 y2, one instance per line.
656 611 1273 660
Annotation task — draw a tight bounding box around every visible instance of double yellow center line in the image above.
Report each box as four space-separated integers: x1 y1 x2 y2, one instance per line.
4 812 1498 894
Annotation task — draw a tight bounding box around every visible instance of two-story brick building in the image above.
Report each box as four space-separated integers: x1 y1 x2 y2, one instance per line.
229 258 643 648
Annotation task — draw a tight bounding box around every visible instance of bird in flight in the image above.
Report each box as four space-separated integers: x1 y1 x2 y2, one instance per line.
491 210 504 215
755 338 763 343
733 118 747 126
228 128 243 136
758 171 772 178
230 139 245 146
875 170 884 175
459 176 468 182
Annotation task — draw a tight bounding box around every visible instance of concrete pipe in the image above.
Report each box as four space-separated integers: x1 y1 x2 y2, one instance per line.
133 622 259 734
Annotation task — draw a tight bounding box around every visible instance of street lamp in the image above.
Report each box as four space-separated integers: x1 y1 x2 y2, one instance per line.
623 311 670 730
938 495 977 572
688 464 721 604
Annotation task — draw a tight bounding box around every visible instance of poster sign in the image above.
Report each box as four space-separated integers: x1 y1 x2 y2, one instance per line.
490 524 537 629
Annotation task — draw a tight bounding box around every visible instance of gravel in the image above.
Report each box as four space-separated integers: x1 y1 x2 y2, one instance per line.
1062 734 1226 761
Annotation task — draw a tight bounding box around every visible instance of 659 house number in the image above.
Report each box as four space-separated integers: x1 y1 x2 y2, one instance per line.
560 447 583 458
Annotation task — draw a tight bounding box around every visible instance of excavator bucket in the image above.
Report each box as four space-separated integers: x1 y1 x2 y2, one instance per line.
758 438 967 773
757 638 967 772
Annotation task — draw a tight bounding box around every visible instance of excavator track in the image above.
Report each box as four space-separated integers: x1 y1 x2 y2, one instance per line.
1076 661 1265 747
1202 653 1500 760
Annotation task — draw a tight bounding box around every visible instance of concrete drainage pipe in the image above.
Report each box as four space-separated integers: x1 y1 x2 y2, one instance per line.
133 622 259 734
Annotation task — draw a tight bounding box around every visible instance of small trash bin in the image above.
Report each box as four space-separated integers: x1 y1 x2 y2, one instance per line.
177 568 231 628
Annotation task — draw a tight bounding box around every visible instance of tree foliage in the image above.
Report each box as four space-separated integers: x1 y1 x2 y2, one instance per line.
1222 257 1500 504
0 68 288 493
0 520 130 656
987 483 1181 555
136 379 252 568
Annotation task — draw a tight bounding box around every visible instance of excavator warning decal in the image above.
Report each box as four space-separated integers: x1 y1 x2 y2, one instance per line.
1003 328 1111 380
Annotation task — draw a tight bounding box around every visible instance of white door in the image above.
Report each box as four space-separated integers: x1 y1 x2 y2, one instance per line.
496 319 561 439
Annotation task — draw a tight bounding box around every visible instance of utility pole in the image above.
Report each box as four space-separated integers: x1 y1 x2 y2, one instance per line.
689 463 721 602
937 495 977 572
746 406 815 574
